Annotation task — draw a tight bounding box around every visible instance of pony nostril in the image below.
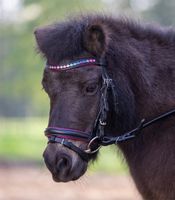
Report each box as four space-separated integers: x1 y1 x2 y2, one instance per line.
57 158 67 169
56 155 72 175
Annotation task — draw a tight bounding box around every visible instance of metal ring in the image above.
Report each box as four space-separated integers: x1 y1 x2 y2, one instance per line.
84 136 101 154
100 119 107 126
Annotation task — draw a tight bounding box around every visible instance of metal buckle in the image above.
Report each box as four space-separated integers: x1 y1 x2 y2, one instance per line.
103 78 112 86
84 136 101 154
61 138 65 145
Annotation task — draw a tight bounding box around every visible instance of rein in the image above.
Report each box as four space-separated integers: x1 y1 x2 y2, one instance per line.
44 57 175 162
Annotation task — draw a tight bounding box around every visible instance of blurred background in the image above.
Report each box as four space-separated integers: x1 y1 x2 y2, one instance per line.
0 0 175 200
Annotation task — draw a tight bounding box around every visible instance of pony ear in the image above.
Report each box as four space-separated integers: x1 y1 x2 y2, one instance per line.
34 26 53 54
83 24 108 56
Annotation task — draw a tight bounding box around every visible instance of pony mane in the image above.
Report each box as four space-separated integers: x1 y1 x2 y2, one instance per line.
37 14 175 64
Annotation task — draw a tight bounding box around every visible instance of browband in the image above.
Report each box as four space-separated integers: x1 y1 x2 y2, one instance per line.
46 58 100 71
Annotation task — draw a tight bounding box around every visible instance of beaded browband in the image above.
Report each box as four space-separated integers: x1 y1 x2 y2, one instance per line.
47 58 98 70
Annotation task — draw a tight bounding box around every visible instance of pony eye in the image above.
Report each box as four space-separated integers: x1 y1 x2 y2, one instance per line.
85 83 98 95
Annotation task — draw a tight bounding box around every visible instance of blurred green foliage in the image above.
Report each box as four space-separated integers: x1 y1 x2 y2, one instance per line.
0 118 46 159
143 0 175 25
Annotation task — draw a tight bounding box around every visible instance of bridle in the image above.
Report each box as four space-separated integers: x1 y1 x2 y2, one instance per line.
44 57 175 162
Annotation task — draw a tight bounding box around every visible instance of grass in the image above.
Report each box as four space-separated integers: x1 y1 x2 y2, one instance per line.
0 118 128 174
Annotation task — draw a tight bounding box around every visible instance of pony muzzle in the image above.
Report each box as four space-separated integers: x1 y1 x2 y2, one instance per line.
45 127 101 161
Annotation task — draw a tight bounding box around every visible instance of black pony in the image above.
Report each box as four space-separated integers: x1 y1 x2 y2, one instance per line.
35 15 175 200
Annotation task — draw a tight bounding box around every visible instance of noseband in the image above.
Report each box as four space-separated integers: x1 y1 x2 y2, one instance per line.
44 57 175 162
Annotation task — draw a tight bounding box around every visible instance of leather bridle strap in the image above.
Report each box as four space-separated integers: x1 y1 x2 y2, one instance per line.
91 64 117 139
101 108 175 145
45 127 91 141
47 136 90 161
